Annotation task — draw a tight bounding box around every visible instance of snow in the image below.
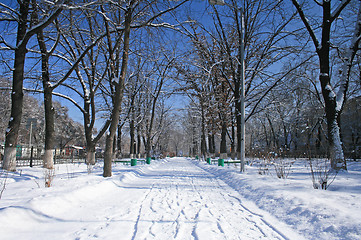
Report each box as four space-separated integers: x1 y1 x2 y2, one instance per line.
113 77 119 84
325 84 336 99
84 88 90 98
1 157 360 240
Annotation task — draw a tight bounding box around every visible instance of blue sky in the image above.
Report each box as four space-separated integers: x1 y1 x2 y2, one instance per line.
0 0 230 131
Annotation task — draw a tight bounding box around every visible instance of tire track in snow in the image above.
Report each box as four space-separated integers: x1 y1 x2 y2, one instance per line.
194 159 306 240
21 157 303 240
130 184 156 240
227 194 289 239
185 158 293 239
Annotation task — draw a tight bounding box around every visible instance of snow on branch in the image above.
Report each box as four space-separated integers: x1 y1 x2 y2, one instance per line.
51 92 85 114
331 0 351 23
23 87 85 114
291 0 320 52
313 0 322 7
0 35 15 50
0 3 19 18
335 1 361 112
126 0 188 31
17 4 64 50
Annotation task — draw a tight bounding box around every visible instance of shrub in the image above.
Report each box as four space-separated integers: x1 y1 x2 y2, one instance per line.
272 158 294 179
308 158 337 190
0 170 8 199
44 169 55 188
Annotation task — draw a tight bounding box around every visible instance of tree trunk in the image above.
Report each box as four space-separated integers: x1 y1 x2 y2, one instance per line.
3 1 30 171
86 144 96 165
220 121 227 154
192 129 198 157
42 87 55 169
37 18 55 170
318 1 344 170
231 117 236 159
103 134 113 177
117 124 122 157
267 116 278 149
200 99 207 158
112 135 117 157
316 125 322 153
103 6 132 177
137 127 141 156
145 141 150 159
292 0 352 170
129 119 135 156
208 134 213 154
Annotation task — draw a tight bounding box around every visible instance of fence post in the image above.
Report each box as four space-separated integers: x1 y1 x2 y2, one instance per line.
30 146 34 167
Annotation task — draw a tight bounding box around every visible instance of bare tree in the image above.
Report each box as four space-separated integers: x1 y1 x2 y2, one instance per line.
57 5 112 166
101 0 188 177
291 0 361 170
102 1 133 177
0 0 66 171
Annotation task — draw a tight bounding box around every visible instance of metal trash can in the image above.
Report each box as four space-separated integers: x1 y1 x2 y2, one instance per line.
218 159 224 167
131 159 137 166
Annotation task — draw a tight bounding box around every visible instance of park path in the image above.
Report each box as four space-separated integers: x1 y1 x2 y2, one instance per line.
0 157 303 240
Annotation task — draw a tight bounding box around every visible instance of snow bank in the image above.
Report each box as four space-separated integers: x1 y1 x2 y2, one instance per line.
1 158 360 240
196 159 361 240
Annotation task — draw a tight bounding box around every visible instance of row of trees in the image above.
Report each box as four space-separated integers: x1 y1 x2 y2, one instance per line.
0 78 84 153
0 0 360 176
175 0 360 169
0 0 189 177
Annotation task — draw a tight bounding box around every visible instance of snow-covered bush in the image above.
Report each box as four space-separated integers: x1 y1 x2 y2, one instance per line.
272 158 294 179
44 169 55 187
0 169 8 199
258 157 272 175
87 163 93 174
257 152 294 179
308 158 337 190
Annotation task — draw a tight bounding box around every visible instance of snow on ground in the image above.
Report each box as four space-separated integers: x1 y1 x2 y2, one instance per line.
196 159 361 240
0 157 360 240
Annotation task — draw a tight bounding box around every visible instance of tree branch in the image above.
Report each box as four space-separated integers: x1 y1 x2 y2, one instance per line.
331 0 351 23
291 0 320 53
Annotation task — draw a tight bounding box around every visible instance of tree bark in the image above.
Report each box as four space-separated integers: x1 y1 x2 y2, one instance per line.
3 1 63 171
137 126 141 156
36 11 55 169
208 134 213 154
103 5 132 177
3 1 30 171
318 1 344 169
200 98 207 159
117 124 122 157
220 120 227 154
130 119 136 156
291 0 352 170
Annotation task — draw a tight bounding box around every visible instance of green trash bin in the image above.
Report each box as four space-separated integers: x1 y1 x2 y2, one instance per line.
146 157 151 164
131 159 137 166
218 159 224 167
195 155 199 160
207 157 211 164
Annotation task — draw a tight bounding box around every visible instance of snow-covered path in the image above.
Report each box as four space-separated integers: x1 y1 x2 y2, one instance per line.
0 157 303 240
